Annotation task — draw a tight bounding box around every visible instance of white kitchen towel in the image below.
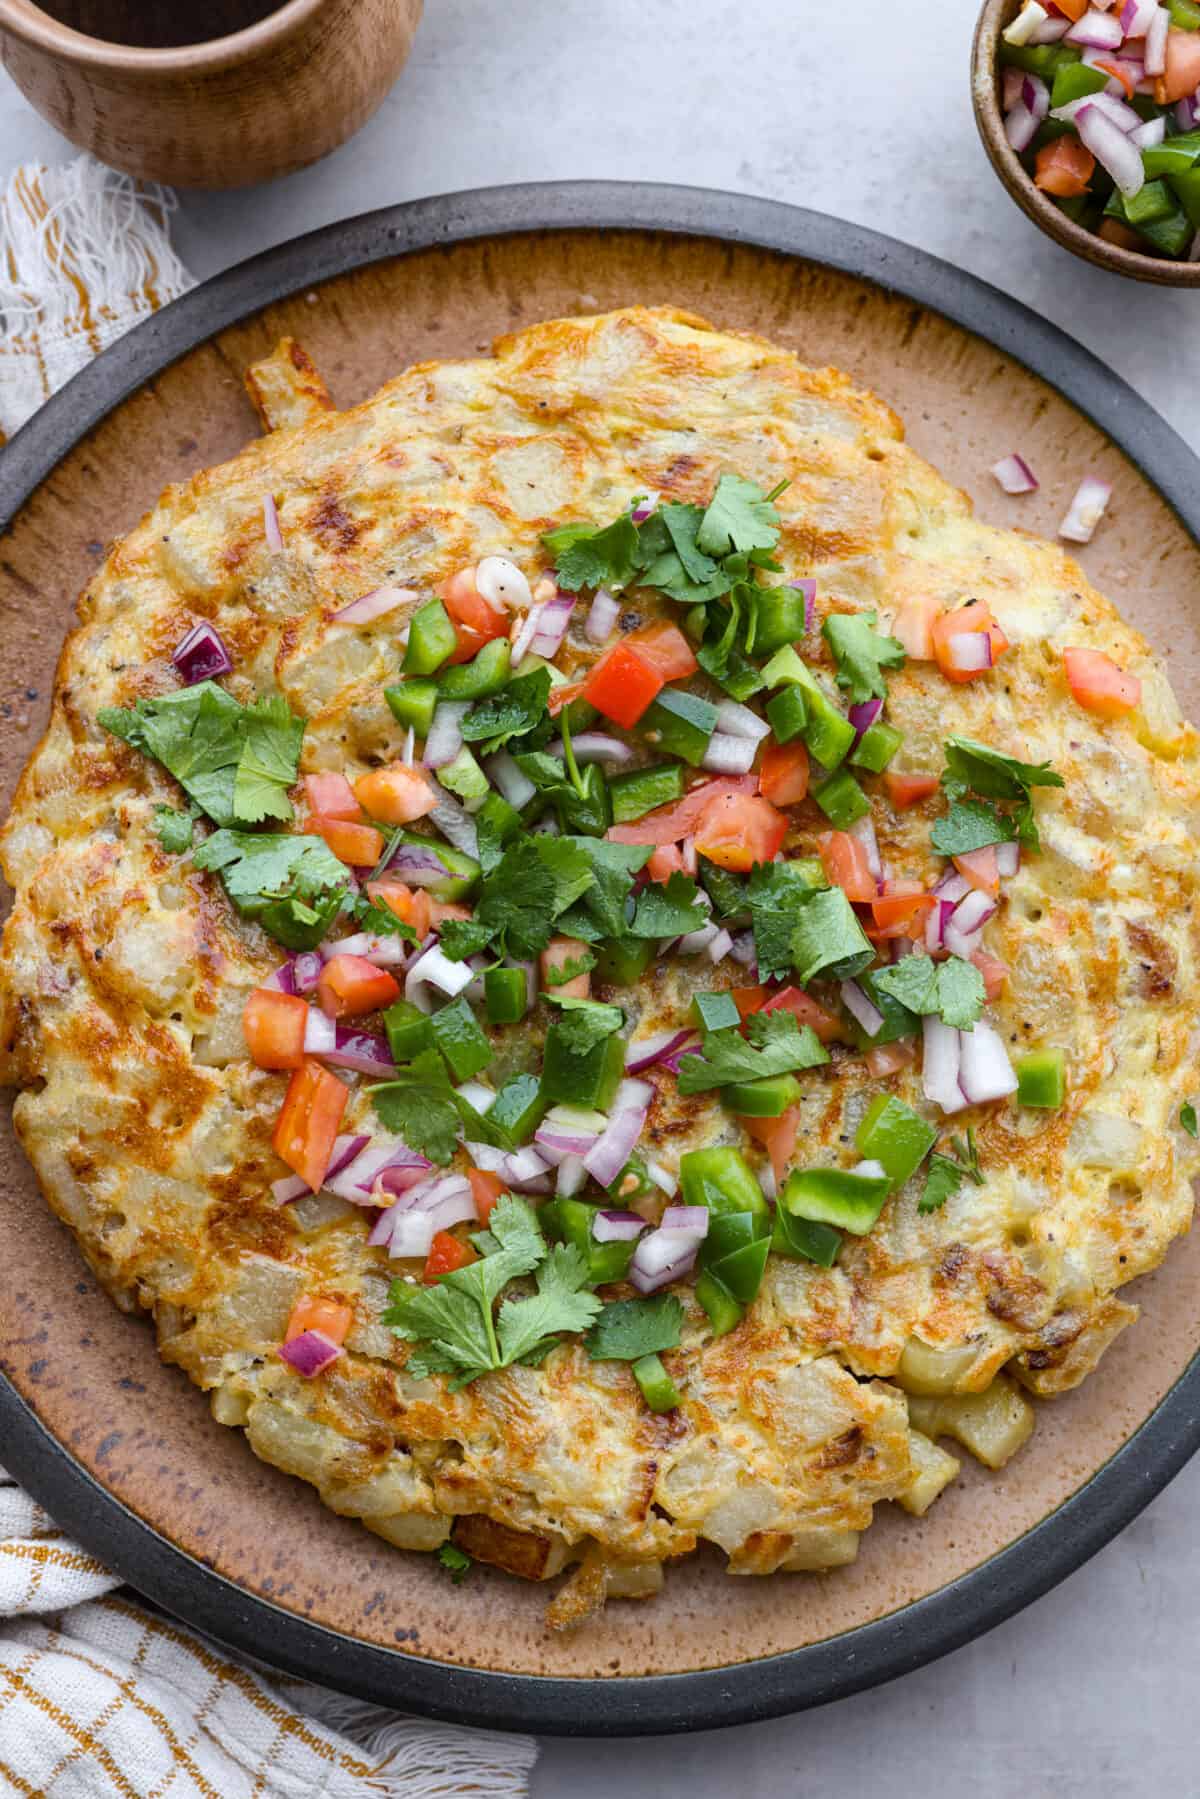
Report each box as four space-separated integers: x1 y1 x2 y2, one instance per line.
0 157 538 1796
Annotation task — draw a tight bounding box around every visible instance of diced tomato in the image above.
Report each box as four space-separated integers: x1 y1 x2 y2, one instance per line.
1063 647 1141 718
761 985 843 1043
547 680 585 717
647 844 686 882
865 1039 917 1079
890 595 941 661
1098 218 1142 252
423 1230 478 1283
817 829 875 903
931 601 1006 683
242 988 308 1070
429 899 472 927
1094 56 1137 98
883 770 939 810
694 791 787 872
607 777 758 846
624 621 698 682
971 949 1010 1003
313 816 385 868
953 846 1000 897
1035 137 1096 197
285 1294 354 1345
354 763 437 825
871 885 936 937
468 1169 507 1224
273 1059 348 1192
317 954 401 1019
304 772 360 821
731 984 768 1018
1048 0 1086 17
1158 27 1200 105
759 738 810 807
440 566 509 664
541 935 592 1000
741 1105 799 1185
582 640 664 728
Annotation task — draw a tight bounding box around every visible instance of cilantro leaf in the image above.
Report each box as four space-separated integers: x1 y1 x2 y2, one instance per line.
821 610 906 706
349 893 417 943
193 829 349 950
437 1543 472 1583
560 838 650 938
660 503 720 583
1182 1103 1198 1139
629 872 709 939
451 836 595 962
930 799 1018 857
460 667 551 750
918 1127 984 1214
586 1295 684 1362
747 860 824 983
439 918 496 963
542 996 624 1055
790 884 874 985
152 803 198 853
696 474 782 558
542 947 596 988
496 1241 602 1367
99 681 304 828
371 1054 463 1166
676 1010 829 1094
544 511 640 593
941 735 1063 850
872 954 986 1031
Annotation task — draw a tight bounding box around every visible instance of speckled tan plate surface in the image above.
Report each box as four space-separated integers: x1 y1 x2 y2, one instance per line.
1 186 1198 1734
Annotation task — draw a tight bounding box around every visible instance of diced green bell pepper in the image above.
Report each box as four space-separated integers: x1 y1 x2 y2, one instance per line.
1144 131 1200 178
1169 167 1200 229
692 990 741 1033
633 1353 681 1412
540 1024 626 1111
389 832 479 900
641 688 718 764
781 1165 891 1236
998 41 1079 77
855 1094 936 1189
555 761 610 837
765 684 808 745
488 1072 545 1144
812 767 871 828
698 856 750 921
384 678 438 737
763 651 855 771
593 936 655 986
383 998 433 1064
606 1154 654 1204
722 1072 802 1117
1050 60 1109 109
1106 185 1193 256
695 1270 744 1338
436 637 512 701
771 1206 841 1267
747 585 809 657
1167 0 1200 26
1124 179 1175 227
403 598 457 675
610 763 686 823
850 721 903 774
540 1197 637 1286
679 1146 768 1218
437 746 489 810
706 1237 771 1305
1015 1047 1066 1108
430 997 492 1082
484 965 527 1025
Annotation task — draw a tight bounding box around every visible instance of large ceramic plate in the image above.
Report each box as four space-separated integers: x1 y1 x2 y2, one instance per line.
2 183 1198 1736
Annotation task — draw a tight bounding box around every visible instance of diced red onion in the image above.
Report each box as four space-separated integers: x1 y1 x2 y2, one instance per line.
583 1080 653 1187
423 701 470 770
1005 100 1039 152
293 951 324 994
923 1017 968 1116
1066 6 1123 46
933 870 971 902
1120 0 1158 33
1028 12 1070 39
994 840 1020 878
304 1009 337 1055
530 595 575 659
332 586 412 627
323 1027 396 1077
325 1136 424 1202
1004 0 1049 42
707 927 733 964
1146 4 1169 76
381 840 454 888
555 1155 588 1197
585 588 621 644
406 942 475 1011
321 931 408 967
535 1111 605 1162
265 957 298 996
484 749 536 810
401 726 416 768
625 1028 695 1073
991 454 1039 495
510 603 544 665
841 979 884 1038
1083 49 1144 91
1129 114 1166 150
378 1162 438 1198
715 698 771 742
728 932 757 969
1022 74 1050 123
659 1205 709 1237
631 494 659 524
629 1231 699 1295
661 1034 703 1075
594 1210 647 1243
645 1158 678 1198
464 1141 553 1193
1059 474 1113 544
852 1158 888 1183
1176 95 1200 131
1076 106 1145 198
455 1080 496 1115
950 890 996 935
263 493 283 553
476 556 531 612
279 1330 341 1377
1002 65 1026 109
1052 90 1141 131
172 621 232 685
428 784 480 857
677 922 720 956
848 697 883 738
924 898 956 954
943 632 993 674
701 732 759 776
790 579 817 635
550 733 634 766
944 921 983 961
681 836 698 877
958 1020 1019 1104
849 815 882 879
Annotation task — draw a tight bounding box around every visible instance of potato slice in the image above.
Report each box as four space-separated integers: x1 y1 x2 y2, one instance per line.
907 1375 1035 1470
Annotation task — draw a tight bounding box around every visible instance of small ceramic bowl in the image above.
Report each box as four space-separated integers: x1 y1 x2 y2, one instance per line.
972 0 1200 287
0 0 423 190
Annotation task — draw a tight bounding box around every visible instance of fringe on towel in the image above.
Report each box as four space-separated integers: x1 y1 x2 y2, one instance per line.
0 154 194 441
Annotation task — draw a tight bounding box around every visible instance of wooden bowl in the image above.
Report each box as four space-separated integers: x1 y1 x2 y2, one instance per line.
972 0 1200 286
0 0 423 189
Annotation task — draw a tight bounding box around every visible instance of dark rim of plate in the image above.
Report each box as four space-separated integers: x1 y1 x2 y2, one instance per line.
2 182 1199 1738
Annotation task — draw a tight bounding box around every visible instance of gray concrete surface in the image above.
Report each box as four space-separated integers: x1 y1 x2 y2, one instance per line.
1 3 1197 1792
